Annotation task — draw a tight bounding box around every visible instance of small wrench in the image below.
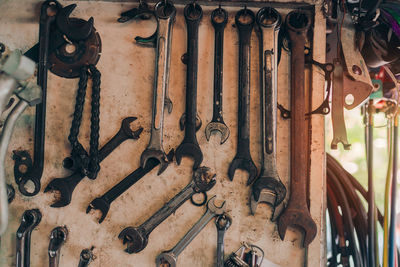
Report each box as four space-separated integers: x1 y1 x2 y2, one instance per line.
228 8 257 185
204 7 230 144
156 196 226 267
78 248 94 267
87 150 174 223
16 209 42 267
175 3 203 170
48 226 68 267
118 166 216 254
215 213 232 267
138 0 176 175
44 117 143 207
251 7 286 221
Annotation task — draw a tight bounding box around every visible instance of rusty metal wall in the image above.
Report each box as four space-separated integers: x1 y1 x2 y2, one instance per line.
0 0 326 266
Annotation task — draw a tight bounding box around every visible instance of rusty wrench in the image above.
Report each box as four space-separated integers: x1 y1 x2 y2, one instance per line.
48 226 68 267
251 7 286 221
277 10 317 247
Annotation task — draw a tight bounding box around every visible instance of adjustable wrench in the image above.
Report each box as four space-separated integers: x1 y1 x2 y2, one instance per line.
277 10 317 247
118 166 216 254
204 7 230 144
139 0 176 175
175 3 203 170
78 248 94 267
228 8 257 185
156 196 226 267
215 213 232 267
250 7 286 221
87 150 174 223
48 226 68 267
45 117 143 207
16 209 42 267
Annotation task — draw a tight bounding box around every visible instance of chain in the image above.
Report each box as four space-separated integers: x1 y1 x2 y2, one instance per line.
68 65 101 179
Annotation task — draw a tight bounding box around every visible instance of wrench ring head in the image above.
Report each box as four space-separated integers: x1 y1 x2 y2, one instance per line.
155 0 176 19
256 7 281 29
285 10 311 34
17 209 42 237
235 8 255 28
184 2 202 21
204 122 230 144
156 251 177 267
215 213 232 230
211 7 228 28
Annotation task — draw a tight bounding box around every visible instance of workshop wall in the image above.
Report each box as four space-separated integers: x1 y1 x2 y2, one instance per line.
0 0 326 266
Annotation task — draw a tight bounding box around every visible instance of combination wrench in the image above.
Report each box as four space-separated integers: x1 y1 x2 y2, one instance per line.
48 226 68 267
138 0 176 175
204 7 230 144
228 8 257 185
87 150 174 223
250 7 286 221
118 166 216 254
215 213 232 267
45 117 143 207
78 248 94 267
156 195 226 267
16 209 42 267
277 10 317 247
175 3 203 170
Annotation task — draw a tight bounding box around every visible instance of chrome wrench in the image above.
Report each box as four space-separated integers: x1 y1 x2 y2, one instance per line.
215 213 232 267
48 226 68 267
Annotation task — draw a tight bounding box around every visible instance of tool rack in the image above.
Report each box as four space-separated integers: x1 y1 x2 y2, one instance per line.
0 0 326 266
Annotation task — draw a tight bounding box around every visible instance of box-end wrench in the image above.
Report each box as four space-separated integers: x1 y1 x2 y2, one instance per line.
44 117 143 207
228 8 257 185
16 209 42 267
277 10 317 248
156 195 226 267
204 7 230 145
251 7 286 222
215 213 232 267
138 1 176 175
175 3 203 170
118 166 216 254
48 226 68 267
78 248 94 267
86 150 174 223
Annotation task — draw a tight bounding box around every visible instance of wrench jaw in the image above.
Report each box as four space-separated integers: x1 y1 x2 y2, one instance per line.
175 142 203 170
121 117 143 140
56 4 94 41
140 149 169 176
44 174 81 208
228 157 258 185
118 227 148 254
86 197 110 224
204 122 230 145
156 251 177 267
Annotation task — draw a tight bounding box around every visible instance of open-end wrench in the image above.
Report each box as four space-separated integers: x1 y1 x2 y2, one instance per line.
204 7 230 145
156 195 226 267
44 117 143 207
250 7 286 222
175 3 203 170
56 4 93 41
16 209 42 267
138 1 176 175
86 150 174 223
118 166 216 254
78 248 94 267
215 213 232 267
48 226 68 267
277 10 317 248
228 8 257 185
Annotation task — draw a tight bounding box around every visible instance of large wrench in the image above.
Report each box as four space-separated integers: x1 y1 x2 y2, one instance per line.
118 166 216 254
156 196 226 267
228 8 257 185
204 7 230 144
277 10 317 247
48 226 68 267
139 1 176 175
44 117 143 207
251 7 286 221
16 209 42 267
175 3 203 170
215 213 232 267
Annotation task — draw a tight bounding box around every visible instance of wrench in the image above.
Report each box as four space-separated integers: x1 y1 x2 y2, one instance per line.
277 10 317 248
156 195 226 267
87 150 174 223
78 248 94 267
250 7 286 221
118 166 216 254
204 7 230 145
15 209 42 267
215 213 232 267
138 0 176 175
228 8 257 185
175 3 203 170
48 226 68 267
44 117 143 207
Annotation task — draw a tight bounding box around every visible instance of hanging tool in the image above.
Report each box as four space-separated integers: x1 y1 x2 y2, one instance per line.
224 242 264 267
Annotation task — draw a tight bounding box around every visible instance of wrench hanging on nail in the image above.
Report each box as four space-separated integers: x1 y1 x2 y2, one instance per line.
138 0 176 175
251 7 286 221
